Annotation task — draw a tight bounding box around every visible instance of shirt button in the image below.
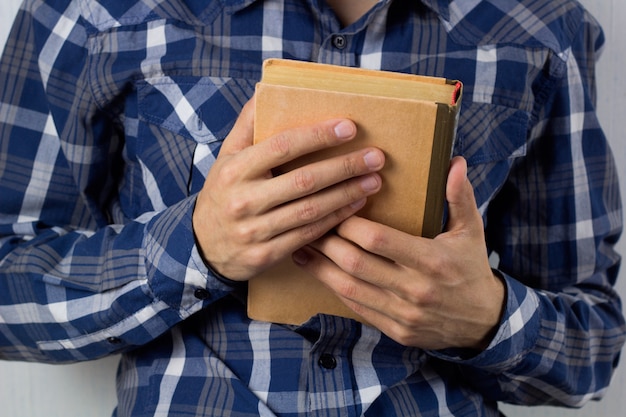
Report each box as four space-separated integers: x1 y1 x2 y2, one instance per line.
318 353 337 370
194 288 211 300
107 336 122 345
331 35 347 49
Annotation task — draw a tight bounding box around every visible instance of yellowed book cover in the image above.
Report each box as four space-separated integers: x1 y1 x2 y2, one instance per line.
248 58 462 325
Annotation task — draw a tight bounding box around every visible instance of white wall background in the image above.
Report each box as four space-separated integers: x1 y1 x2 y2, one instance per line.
0 1 624 416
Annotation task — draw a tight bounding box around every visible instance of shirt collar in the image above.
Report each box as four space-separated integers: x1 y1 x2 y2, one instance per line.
419 0 450 21
219 0 258 13
224 0 451 21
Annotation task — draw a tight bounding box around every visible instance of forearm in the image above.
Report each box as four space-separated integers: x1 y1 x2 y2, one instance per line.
431 272 624 406
0 196 235 363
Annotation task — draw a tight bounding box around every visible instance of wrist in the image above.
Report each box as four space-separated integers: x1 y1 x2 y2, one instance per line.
471 269 507 351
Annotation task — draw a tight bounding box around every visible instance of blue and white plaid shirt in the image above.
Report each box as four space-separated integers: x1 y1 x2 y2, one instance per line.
0 0 624 416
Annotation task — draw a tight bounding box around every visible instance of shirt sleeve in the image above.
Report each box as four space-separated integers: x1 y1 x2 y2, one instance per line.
0 0 234 363
431 11 625 407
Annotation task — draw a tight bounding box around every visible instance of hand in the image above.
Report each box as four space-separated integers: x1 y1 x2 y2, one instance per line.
293 156 505 350
192 98 385 281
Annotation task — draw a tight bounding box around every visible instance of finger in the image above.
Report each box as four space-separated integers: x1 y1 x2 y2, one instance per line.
219 96 256 155
293 242 402 321
334 216 428 269
444 156 481 233
260 172 380 236
250 197 371 267
295 241 448 348
232 169 379 246
254 146 384 212
248 118 358 176
308 233 405 297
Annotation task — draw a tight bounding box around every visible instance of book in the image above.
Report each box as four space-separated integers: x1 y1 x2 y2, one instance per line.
247 58 462 325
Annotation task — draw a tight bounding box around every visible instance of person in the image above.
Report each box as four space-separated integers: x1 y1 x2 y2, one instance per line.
0 0 623 415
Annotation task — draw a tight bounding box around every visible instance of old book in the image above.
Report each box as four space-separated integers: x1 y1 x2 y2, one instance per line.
248 58 462 325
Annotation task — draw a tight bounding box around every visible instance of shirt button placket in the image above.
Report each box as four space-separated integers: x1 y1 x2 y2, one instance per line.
308 317 356 416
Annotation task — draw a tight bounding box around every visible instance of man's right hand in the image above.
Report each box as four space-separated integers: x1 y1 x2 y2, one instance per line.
192 98 385 281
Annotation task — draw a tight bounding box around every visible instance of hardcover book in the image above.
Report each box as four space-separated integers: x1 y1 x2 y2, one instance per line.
247 58 462 325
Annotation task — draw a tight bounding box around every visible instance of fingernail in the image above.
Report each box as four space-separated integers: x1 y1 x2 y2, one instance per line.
360 175 380 191
363 150 383 169
292 249 309 265
334 120 355 139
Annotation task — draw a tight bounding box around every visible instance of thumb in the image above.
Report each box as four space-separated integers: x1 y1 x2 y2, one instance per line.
444 156 481 233
219 96 256 155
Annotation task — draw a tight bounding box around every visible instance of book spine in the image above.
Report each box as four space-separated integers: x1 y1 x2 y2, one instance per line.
421 101 461 238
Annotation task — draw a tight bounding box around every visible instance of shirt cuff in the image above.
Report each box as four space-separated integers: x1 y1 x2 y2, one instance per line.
143 195 236 316
428 272 541 371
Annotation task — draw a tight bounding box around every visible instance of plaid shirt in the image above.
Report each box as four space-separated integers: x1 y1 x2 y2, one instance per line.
0 0 624 416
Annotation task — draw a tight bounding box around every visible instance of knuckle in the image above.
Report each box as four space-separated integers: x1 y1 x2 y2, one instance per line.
396 307 424 329
360 228 387 253
296 200 321 222
412 284 435 306
347 301 367 318
226 196 252 218
299 221 325 241
393 327 417 347
422 254 447 278
269 132 292 158
336 279 360 301
310 124 330 147
293 169 317 193
380 319 415 347
342 155 359 177
246 246 274 269
217 162 241 186
404 282 440 313
343 252 367 276
233 223 258 244
341 181 360 204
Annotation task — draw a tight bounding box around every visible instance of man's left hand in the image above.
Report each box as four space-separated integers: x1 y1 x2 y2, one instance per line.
293 156 505 350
